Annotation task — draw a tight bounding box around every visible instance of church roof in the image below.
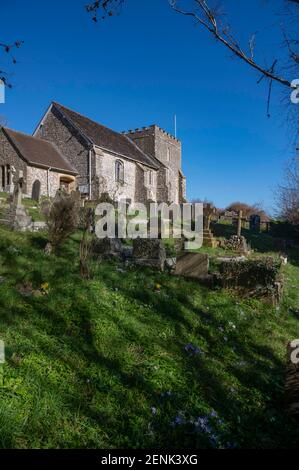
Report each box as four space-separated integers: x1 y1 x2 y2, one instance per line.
52 102 160 170
2 127 77 175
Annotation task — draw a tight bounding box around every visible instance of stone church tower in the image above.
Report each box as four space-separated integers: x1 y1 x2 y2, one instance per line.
124 125 185 204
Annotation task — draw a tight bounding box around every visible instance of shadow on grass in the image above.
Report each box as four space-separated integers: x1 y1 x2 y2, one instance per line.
0 226 299 448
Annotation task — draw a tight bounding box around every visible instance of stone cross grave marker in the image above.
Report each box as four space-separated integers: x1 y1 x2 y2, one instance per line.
237 210 243 237
9 169 32 231
12 169 24 207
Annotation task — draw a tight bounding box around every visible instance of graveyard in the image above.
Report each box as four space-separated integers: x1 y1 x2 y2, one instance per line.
1 0 299 458
0 188 299 449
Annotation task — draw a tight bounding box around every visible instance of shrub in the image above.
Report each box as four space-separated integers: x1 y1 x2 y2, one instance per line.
44 190 80 253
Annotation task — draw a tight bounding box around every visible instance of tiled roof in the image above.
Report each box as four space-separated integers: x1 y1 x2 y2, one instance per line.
52 102 160 170
3 127 77 174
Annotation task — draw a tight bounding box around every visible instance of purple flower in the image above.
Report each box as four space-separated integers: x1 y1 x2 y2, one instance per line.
171 415 185 426
184 343 204 356
195 416 212 434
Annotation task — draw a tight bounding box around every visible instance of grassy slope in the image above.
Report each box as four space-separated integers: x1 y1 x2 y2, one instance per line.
0 225 299 448
0 194 45 221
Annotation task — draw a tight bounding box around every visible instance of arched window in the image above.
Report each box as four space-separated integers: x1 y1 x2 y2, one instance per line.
115 160 124 183
6 165 10 186
148 170 153 186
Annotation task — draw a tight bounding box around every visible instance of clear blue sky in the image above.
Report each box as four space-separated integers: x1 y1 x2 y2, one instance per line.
1 0 295 213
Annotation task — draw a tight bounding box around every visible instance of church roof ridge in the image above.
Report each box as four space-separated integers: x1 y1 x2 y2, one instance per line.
51 102 160 170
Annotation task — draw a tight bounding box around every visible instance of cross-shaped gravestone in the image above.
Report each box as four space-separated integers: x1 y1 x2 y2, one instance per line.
9 170 32 231
237 210 243 237
11 170 26 207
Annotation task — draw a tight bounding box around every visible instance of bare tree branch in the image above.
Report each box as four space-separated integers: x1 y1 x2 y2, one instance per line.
170 0 298 90
85 0 124 21
0 40 24 87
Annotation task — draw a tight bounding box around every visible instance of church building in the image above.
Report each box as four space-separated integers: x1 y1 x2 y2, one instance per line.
0 102 186 204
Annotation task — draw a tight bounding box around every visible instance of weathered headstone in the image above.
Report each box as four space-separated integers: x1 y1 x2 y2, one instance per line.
31 180 41 202
250 214 261 232
132 238 166 271
174 252 209 279
93 237 123 258
8 170 32 231
223 235 249 253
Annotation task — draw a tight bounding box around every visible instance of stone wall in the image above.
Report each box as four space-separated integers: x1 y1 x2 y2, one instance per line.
135 164 157 204
134 163 147 204
125 125 182 203
34 108 186 204
157 167 169 203
26 166 62 198
0 128 28 193
179 173 186 202
95 148 137 203
35 106 90 190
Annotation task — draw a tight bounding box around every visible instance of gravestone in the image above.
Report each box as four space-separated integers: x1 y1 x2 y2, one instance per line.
132 238 166 271
32 180 41 202
250 214 261 232
93 237 123 258
174 252 209 279
223 235 249 253
8 170 32 231
203 203 217 248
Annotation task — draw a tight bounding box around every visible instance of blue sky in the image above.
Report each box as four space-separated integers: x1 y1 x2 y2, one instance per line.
1 0 296 212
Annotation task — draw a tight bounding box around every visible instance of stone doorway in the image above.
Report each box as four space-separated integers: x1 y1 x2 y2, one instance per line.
59 175 76 193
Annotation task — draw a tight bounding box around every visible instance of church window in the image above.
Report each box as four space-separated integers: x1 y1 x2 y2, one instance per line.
115 160 124 183
6 165 10 185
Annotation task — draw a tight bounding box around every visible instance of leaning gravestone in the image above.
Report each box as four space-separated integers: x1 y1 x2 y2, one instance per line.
132 238 166 271
174 252 209 280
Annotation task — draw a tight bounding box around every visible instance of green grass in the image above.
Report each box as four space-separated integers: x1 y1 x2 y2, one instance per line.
0 225 299 448
0 193 45 222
